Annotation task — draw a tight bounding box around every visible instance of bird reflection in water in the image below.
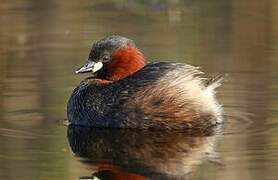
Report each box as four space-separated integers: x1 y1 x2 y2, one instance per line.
67 125 222 180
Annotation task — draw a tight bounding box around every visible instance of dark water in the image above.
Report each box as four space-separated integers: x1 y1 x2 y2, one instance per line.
1 0 278 179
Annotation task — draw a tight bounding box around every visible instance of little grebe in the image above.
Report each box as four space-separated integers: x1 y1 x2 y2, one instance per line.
67 35 223 129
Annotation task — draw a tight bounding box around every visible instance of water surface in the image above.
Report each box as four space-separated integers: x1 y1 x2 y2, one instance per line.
0 0 278 179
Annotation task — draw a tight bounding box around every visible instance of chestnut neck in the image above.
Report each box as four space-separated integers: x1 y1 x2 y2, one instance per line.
105 47 146 81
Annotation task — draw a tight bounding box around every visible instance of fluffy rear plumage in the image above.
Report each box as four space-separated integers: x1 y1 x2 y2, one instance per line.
109 63 223 129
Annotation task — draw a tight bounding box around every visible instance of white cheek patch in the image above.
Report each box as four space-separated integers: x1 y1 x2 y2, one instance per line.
92 62 103 73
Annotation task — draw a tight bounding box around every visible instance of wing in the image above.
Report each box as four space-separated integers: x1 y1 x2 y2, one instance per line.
109 62 222 129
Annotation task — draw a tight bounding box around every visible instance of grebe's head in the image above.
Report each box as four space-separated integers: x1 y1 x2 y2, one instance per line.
76 35 146 81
